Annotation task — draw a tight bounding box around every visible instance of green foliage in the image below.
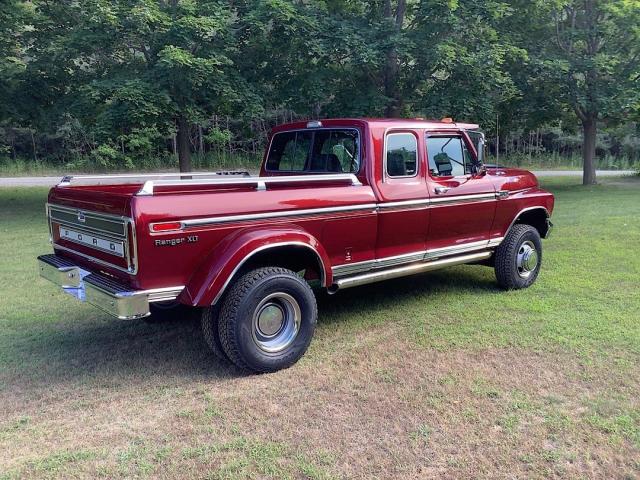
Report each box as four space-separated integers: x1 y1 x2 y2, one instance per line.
0 0 638 174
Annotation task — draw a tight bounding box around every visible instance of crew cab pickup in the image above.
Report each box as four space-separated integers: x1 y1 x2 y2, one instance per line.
38 118 554 372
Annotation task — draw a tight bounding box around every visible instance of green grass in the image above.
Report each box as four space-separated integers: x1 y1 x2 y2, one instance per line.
486 152 639 171
316 176 640 359
1 177 639 478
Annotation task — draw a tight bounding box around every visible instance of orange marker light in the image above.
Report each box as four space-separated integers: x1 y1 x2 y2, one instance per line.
441 117 453 123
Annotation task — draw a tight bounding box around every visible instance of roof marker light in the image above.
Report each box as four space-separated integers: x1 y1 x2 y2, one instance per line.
306 121 323 128
441 117 454 123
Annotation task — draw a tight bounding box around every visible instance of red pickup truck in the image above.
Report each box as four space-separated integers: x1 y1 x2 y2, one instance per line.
38 118 554 372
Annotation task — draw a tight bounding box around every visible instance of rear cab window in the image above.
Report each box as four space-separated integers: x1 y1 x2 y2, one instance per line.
385 132 418 178
266 129 360 173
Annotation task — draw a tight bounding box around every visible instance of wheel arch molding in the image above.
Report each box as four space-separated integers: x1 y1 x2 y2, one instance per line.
180 227 331 307
506 206 552 239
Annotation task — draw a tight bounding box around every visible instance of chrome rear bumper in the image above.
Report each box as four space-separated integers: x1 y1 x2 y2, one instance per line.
37 254 183 320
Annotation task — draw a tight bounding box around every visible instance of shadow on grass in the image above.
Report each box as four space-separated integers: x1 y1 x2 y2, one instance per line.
2 266 497 393
1 311 241 390
316 266 499 326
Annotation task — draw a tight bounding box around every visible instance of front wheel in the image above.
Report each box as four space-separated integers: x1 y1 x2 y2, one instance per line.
494 224 542 290
218 267 317 373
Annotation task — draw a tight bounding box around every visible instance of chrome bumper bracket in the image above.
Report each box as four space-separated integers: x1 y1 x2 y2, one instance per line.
37 254 183 320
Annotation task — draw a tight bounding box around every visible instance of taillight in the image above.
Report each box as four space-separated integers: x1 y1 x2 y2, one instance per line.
150 221 183 233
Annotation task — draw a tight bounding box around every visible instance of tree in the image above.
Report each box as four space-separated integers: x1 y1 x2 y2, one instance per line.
544 0 640 184
19 0 253 172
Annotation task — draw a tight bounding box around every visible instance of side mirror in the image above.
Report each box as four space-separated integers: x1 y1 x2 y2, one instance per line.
474 134 486 176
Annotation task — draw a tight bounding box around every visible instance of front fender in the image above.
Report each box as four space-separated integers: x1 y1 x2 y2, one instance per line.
180 226 332 307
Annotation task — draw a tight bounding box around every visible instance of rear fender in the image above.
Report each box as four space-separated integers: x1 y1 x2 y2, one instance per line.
180 227 331 307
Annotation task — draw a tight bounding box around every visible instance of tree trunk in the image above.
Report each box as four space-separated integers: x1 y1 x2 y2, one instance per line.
582 116 597 185
31 129 37 161
383 0 406 117
177 115 192 173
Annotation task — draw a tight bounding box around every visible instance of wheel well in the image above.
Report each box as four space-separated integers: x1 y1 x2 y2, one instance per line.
513 208 550 238
237 245 325 285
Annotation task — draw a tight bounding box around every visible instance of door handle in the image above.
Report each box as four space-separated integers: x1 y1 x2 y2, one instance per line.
434 187 450 194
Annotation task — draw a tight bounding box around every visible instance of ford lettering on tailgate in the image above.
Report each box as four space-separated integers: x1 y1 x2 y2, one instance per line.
59 226 125 257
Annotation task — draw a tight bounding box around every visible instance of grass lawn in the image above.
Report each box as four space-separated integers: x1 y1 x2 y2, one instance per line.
1 176 639 479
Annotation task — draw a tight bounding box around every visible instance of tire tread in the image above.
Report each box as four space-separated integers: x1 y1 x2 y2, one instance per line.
495 224 541 290
201 304 227 361
218 267 316 372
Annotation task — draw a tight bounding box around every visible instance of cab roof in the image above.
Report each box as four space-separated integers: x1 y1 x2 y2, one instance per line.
272 118 481 133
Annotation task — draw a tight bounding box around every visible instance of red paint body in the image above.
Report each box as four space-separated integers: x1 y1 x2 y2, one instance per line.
47 118 554 305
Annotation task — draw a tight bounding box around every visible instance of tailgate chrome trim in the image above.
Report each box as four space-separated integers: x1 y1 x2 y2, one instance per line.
47 203 138 274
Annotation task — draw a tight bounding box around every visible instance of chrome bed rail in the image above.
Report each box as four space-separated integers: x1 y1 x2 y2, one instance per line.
56 172 362 196
58 170 251 186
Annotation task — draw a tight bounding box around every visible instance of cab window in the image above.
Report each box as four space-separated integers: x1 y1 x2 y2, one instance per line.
386 133 418 177
266 129 359 173
266 131 312 171
426 136 472 177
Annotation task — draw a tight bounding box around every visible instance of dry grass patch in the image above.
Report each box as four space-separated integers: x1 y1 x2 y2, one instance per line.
2 322 638 479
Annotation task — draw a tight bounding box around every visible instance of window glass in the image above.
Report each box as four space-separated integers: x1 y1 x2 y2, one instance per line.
266 131 312 171
266 129 359 173
386 133 417 177
314 130 359 173
466 131 483 154
426 136 468 177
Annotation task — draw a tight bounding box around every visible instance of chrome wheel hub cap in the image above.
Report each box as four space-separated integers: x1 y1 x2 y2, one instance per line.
516 241 538 279
252 293 301 353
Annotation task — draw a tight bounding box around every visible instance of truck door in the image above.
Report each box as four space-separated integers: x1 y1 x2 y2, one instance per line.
374 129 430 262
424 131 496 252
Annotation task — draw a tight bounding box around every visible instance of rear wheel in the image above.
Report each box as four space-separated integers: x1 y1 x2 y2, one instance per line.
495 224 542 289
218 267 317 373
201 304 228 361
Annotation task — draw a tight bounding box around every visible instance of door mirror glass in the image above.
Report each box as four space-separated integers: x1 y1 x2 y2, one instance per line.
477 134 485 165
426 136 468 177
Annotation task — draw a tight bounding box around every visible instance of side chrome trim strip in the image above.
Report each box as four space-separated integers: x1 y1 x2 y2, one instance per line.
378 199 431 210
488 237 505 248
178 194 497 230
332 238 504 277
182 203 377 229
330 251 493 291
430 192 497 205
211 241 327 305
162 191 507 232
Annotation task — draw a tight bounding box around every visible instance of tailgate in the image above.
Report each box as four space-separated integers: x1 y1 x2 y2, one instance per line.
47 185 138 275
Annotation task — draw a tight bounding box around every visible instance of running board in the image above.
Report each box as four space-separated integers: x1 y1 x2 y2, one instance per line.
328 251 492 292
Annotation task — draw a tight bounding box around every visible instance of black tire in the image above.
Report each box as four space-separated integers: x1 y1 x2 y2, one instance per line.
495 224 543 290
201 304 228 361
218 267 317 373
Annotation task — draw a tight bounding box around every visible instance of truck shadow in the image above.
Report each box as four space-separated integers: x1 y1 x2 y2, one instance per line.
316 266 499 325
3 267 497 393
